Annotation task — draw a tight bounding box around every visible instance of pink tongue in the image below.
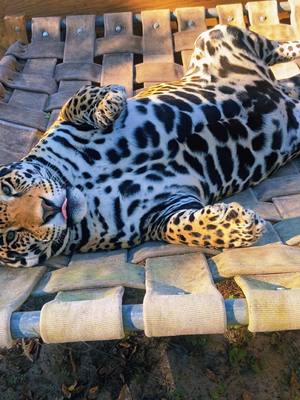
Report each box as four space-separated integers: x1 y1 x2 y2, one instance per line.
61 198 68 220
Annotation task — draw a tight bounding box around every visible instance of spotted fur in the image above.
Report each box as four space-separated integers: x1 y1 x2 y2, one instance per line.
59 84 127 130
1 24 300 267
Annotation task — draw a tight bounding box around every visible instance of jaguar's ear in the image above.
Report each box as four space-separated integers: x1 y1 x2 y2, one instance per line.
60 84 127 130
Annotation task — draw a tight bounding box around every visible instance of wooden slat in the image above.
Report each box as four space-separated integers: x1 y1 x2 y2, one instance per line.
216 3 246 27
175 7 206 72
101 12 134 96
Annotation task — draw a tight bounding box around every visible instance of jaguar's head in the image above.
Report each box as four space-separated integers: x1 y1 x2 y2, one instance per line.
0 162 87 267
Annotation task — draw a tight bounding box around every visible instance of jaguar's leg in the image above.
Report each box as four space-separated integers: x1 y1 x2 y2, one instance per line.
59 84 127 130
162 202 265 249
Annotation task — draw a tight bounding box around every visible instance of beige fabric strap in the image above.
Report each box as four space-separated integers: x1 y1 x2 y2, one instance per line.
130 241 219 264
135 62 184 83
40 287 125 343
46 88 84 112
0 266 46 348
0 309 12 350
0 121 38 164
173 30 202 52
6 41 65 60
0 102 48 130
143 253 226 337
100 13 135 96
216 3 246 28
274 217 300 246
247 0 280 26
253 174 300 201
96 35 142 55
34 250 144 295
235 273 300 332
174 6 206 72
272 194 300 219
0 65 57 94
55 62 102 82
211 244 300 278
4 15 28 45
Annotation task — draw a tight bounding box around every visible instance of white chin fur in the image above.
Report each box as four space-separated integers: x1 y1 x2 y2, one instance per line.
67 187 87 223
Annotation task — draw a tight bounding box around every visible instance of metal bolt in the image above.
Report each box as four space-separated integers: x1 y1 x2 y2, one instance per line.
227 16 234 22
76 27 83 34
42 31 49 38
187 20 195 28
259 15 267 22
15 26 21 33
115 24 122 33
153 22 160 30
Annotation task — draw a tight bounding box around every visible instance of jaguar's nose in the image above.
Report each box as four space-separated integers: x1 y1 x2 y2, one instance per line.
41 198 60 224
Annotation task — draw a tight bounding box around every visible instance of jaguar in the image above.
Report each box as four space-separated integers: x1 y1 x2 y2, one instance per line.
1 24 300 267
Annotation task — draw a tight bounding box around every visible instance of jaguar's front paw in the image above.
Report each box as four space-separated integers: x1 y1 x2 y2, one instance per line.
165 202 265 249
197 202 266 248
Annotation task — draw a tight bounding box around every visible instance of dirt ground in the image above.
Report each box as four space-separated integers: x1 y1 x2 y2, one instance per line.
0 281 298 400
1 325 300 400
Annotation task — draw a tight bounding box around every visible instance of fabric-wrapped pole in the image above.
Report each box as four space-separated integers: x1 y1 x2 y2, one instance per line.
235 273 300 332
143 253 226 337
0 266 46 348
40 286 125 343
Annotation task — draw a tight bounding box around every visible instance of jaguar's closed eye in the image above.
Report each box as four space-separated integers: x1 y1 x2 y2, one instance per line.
6 230 16 243
2 183 12 196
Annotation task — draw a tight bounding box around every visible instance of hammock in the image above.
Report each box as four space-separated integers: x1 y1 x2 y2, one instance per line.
1 0 300 347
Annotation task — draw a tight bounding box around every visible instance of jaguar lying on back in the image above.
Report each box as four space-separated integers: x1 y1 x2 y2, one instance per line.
1 24 300 267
